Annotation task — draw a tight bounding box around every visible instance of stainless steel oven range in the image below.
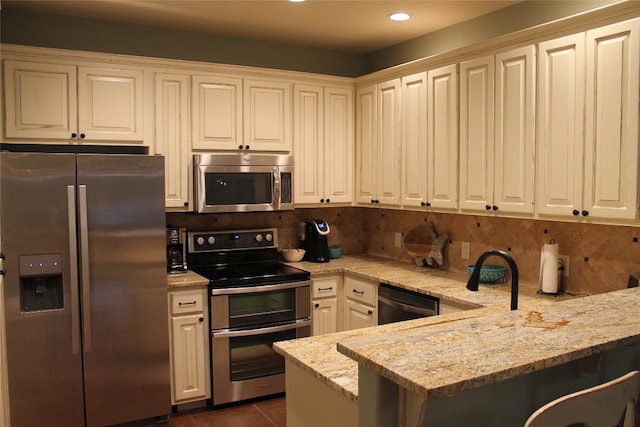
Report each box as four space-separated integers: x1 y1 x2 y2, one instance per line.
187 228 311 406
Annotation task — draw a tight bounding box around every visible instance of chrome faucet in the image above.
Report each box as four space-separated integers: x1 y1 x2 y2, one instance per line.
466 249 519 310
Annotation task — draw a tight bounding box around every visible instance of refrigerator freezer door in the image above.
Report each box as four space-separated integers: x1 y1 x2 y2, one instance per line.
1 152 85 427
77 154 170 426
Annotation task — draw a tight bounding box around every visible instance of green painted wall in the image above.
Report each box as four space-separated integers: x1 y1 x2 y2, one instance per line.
0 1 624 77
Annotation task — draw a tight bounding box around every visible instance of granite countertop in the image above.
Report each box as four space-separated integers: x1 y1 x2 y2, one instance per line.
274 255 567 401
337 287 640 401
167 270 209 289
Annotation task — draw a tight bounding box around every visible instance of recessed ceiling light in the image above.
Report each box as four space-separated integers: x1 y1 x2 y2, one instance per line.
388 12 411 22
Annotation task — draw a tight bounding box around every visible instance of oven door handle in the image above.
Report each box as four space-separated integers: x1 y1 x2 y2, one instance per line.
378 295 437 317
212 318 311 339
210 280 311 296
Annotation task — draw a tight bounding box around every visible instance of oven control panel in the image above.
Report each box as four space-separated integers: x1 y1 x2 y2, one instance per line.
188 228 278 253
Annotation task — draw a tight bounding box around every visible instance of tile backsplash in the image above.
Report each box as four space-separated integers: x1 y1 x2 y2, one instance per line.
167 207 640 295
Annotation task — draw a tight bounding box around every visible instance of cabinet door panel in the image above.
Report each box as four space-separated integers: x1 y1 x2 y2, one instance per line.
355 85 378 204
377 79 402 206
584 20 639 219
171 314 207 403
156 73 190 210
536 34 585 216
4 60 77 139
494 46 535 214
78 67 144 141
343 299 376 331
428 64 459 210
244 80 291 151
324 87 354 204
192 75 242 150
401 72 428 208
460 57 494 211
312 298 338 336
293 85 324 204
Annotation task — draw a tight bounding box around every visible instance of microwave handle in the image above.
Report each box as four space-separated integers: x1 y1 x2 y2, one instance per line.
273 167 281 210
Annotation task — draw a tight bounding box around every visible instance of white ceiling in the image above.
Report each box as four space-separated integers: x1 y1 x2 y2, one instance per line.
2 0 521 53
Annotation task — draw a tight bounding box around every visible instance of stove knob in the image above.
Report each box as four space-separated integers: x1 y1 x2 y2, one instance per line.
207 236 216 245
265 233 273 242
196 236 205 246
255 234 263 242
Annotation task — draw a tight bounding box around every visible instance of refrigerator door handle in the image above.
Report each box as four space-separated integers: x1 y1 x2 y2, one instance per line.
78 184 92 353
67 185 81 354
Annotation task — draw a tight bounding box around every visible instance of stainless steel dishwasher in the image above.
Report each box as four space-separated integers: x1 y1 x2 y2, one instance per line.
378 284 439 324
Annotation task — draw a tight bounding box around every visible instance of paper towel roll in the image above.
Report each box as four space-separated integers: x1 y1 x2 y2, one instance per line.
539 242 559 293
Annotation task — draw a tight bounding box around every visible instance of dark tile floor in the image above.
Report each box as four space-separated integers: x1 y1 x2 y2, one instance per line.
168 396 286 427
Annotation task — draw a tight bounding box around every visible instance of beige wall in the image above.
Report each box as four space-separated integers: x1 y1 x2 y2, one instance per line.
167 207 640 296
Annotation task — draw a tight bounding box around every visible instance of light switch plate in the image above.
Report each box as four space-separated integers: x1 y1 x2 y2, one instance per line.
461 242 470 260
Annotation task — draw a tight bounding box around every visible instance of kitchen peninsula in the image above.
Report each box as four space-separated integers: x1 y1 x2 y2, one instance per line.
274 256 640 427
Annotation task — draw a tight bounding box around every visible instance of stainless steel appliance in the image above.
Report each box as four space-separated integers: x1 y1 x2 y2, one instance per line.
378 284 439 324
193 153 294 213
186 228 310 406
300 219 330 263
166 227 187 273
0 147 170 427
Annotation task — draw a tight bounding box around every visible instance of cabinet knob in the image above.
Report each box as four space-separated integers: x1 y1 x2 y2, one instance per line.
326 198 330 203
183 201 189 207
320 198 325 203
71 133 77 139
238 145 243 149
80 133 86 139
198 317 204 322
581 210 589 217
314 303 319 309
367 310 373 315
485 205 492 211
245 145 250 150
492 205 498 211
572 209 580 216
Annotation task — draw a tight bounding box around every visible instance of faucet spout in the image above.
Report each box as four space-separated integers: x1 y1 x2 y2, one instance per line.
466 249 519 310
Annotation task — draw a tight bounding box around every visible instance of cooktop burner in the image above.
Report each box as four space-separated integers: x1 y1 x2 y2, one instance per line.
186 228 310 288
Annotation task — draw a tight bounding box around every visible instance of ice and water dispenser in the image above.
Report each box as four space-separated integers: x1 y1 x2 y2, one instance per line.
19 253 64 312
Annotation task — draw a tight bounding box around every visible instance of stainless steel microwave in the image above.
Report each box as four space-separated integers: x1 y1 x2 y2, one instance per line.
194 153 294 213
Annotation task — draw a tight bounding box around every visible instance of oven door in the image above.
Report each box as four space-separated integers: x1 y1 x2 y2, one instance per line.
211 319 311 405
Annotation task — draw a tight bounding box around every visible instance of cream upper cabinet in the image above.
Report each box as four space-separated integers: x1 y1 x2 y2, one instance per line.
427 64 459 210
536 34 585 218
243 79 291 152
294 85 353 206
583 19 639 220
459 56 495 212
191 74 243 150
494 46 535 215
401 72 428 209
155 72 191 210
4 60 144 142
460 47 534 215
537 19 639 221
355 84 378 205
355 80 401 207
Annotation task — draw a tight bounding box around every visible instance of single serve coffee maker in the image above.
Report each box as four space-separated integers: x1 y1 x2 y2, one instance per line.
300 219 330 263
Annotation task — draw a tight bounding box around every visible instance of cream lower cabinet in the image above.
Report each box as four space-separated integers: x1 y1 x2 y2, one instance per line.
293 85 354 206
459 46 535 216
343 275 378 330
311 274 342 335
168 288 211 405
155 72 191 210
355 80 402 208
537 19 640 221
4 60 144 142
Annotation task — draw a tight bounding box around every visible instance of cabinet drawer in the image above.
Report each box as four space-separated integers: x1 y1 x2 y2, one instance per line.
345 276 377 307
311 276 339 298
170 290 205 315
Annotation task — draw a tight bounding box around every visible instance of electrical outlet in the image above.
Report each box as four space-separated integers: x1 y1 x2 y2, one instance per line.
558 255 569 277
461 242 470 260
394 232 402 248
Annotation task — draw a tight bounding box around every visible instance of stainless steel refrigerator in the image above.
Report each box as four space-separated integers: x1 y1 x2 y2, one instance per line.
0 150 171 426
